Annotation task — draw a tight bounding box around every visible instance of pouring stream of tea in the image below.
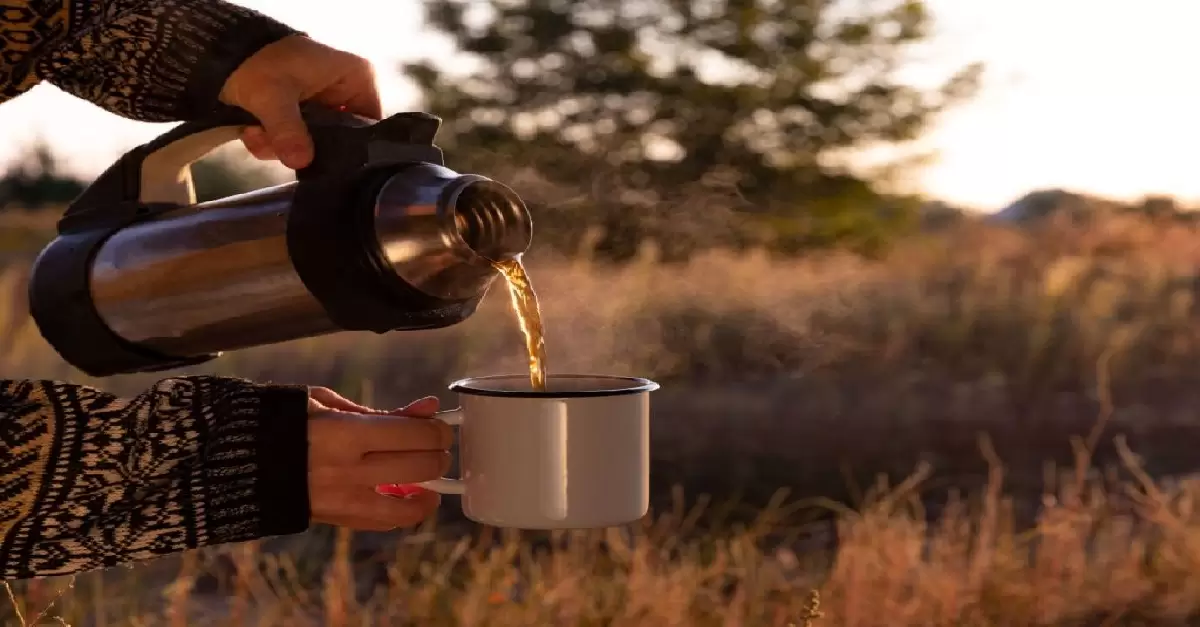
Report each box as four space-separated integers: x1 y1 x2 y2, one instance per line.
493 256 548 391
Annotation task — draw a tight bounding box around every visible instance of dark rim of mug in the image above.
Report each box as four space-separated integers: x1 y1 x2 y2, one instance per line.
448 374 660 398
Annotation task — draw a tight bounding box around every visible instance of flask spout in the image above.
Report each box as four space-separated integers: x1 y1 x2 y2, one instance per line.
370 164 533 302
449 177 532 264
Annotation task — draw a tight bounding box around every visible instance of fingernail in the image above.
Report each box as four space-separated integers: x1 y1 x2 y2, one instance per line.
396 396 438 412
376 483 428 499
281 151 309 168
277 139 310 167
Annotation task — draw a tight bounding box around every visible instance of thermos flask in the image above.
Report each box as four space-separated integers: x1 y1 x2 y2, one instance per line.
28 103 532 377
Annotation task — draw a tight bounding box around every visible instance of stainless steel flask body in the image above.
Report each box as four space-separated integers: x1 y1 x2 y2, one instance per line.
28 105 532 377
87 182 331 357
86 165 532 358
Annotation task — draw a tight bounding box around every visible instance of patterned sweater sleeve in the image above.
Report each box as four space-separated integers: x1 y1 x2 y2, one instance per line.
0 376 312 579
0 0 300 121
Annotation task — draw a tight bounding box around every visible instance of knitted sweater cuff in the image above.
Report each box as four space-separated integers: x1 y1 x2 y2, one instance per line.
201 380 311 543
248 383 312 537
174 4 302 120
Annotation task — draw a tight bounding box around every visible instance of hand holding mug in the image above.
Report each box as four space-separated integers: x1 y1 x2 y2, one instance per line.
307 390 452 531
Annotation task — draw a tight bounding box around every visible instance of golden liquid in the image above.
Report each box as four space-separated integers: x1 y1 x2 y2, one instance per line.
493 256 548 391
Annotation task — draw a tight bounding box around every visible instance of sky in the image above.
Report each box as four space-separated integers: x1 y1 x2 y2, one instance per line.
0 0 1196 211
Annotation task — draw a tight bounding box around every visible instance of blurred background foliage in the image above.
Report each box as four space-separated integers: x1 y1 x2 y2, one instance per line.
0 0 989 263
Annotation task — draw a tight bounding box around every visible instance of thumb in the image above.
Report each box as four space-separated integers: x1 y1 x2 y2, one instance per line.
391 396 440 418
244 86 313 170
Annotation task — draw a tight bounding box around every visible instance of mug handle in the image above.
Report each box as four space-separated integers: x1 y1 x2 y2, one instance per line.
419 408 466 495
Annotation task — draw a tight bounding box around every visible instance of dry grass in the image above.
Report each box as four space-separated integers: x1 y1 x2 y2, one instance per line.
5 208 1200 624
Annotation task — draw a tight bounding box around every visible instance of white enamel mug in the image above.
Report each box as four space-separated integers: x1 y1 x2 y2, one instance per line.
419 374 660 529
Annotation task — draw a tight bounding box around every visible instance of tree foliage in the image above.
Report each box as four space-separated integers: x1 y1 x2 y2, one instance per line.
0 142 286 211
0 140 86 210
405 0 981 260
190 147 290 202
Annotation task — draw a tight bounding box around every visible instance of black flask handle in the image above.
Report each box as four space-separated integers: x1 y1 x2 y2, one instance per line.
57 102 443 234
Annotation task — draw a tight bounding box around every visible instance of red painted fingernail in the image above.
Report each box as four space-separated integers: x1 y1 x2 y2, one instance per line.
376 483 428 499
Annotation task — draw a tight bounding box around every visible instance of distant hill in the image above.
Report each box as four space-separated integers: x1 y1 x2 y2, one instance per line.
990 189 1123 223
989 189 1197 224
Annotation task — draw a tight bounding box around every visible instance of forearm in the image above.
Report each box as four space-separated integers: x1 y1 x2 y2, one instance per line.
0 0 299 121
0 376 311 579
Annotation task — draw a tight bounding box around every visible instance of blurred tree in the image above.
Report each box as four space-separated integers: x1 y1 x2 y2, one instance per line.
190 147 291 202
404 0 981 260
1134 194 1181 219
0 139 87 210
0 140 289 211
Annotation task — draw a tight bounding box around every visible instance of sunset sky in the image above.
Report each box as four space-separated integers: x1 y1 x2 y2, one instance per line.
0 0 1194 211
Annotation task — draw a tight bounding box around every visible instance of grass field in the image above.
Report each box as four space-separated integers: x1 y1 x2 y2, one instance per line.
4 208 1200 624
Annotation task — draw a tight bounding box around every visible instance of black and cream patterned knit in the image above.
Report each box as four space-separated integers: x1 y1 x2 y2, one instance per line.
0 0 299 121
0 1 314 579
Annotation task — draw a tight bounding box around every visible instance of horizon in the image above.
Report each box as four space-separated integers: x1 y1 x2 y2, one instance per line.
0 0 1196 212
